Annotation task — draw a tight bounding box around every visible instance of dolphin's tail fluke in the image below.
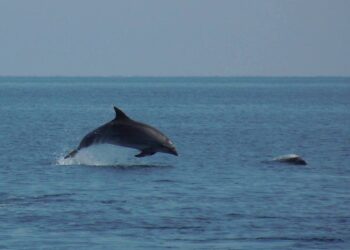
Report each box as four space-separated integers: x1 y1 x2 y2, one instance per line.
64 149 78 159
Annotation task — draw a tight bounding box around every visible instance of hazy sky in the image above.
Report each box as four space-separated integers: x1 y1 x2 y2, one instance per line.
0 0 349 76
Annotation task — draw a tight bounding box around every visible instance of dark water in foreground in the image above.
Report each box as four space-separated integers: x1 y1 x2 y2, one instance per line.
0 77 349 249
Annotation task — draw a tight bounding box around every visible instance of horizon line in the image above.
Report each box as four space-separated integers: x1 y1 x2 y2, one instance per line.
0 75 350 78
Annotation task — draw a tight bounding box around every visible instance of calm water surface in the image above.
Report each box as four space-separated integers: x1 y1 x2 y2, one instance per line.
0 77 349 249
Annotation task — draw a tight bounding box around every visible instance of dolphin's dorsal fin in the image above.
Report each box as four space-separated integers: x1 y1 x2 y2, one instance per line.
113 106 130 120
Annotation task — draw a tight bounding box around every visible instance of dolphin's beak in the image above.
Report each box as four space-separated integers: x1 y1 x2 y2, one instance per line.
170 147 178 156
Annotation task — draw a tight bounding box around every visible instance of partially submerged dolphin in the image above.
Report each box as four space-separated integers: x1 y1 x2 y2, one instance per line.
65 106 178 159
270 154 307 165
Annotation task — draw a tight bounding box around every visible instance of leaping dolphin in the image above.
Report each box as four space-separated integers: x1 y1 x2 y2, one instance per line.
65 106 178 159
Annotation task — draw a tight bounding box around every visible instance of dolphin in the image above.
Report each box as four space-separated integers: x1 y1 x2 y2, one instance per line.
270 154 307 165
65 106 178 159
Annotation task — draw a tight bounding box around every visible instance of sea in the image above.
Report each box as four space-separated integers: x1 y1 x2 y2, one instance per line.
0 76 349 250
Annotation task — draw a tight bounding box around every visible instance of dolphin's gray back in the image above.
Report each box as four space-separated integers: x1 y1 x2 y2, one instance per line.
78 119 168 151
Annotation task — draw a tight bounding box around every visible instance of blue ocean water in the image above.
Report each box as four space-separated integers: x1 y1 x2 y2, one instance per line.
0 77 349 249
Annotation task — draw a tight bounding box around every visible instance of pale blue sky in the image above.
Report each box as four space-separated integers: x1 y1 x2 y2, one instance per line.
0 0 349 76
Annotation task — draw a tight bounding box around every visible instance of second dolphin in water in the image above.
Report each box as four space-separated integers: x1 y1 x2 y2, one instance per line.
271 154 307 165
65 106 178 159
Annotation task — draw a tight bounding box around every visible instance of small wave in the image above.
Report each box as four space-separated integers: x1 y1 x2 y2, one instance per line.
226 213 246 218
0 193 75 207
255 236 344 243
32 193 74 201
153 179 176 183
181 236 344 243
139 225 203 231
100 200 119 204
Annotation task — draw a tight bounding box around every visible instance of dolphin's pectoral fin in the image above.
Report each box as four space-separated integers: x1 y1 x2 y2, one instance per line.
135 149 156 158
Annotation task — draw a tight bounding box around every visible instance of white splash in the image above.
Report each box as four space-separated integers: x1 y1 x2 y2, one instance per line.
57 144 135 166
